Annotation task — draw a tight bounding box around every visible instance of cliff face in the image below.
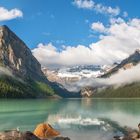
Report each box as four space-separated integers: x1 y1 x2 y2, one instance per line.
0 25 80 98
0 25 44 81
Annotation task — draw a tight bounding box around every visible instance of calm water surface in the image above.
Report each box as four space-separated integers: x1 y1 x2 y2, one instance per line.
0 98 140 140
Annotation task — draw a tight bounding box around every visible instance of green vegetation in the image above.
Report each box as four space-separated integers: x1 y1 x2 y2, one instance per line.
30 81 55 96
95 82 140 98
0 75 55 98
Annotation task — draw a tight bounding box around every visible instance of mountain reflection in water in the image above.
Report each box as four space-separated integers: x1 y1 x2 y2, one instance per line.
0 98 140 140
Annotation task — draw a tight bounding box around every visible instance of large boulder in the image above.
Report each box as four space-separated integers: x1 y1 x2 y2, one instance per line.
33 123 60 139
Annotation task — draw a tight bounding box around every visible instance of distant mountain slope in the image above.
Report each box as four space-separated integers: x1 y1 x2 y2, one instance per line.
95 82 140 98
0 75 55 98
42 65 110 86
0 25 79 98
42 49 140 98
95 49 140 98
0 25 56 98
102 49 140 77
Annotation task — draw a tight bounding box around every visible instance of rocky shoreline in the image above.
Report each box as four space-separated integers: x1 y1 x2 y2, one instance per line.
113 123 140 140
0 130 70 140
0 123 140 140
0 123 70 140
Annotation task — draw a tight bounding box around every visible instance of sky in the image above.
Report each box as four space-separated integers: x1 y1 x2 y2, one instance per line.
0 0 140 68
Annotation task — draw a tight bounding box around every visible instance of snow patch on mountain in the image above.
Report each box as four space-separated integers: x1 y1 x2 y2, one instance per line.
57 65 114 79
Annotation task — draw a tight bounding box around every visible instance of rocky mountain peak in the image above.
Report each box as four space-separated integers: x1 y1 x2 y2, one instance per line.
102 48 140 77
0 25 79 98
135 49 140 54
0 25 9 30
0 25 44 80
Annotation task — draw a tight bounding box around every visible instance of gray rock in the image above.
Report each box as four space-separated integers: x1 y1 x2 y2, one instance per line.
0 129 22 140
22 131 41 140
51 137 70 140
0 130 70 140
0 25 44 81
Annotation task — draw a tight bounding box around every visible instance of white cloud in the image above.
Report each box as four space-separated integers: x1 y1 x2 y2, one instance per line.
123 11 128 17
66 63 140 92
109 17 125 24
129 18 140 28
32 43 96 67
73 0 94 9
73 0 120 16
94 4 120 16
0 7 23 21
32 18 140 68
32 43 59 67
91 22 107 33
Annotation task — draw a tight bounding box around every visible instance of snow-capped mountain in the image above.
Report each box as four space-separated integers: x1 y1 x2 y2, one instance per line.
58 65 109 78
42 49 140 98
42 64 116 85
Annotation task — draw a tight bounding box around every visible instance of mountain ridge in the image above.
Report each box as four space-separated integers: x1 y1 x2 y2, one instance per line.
43 49 140 98
0 25 44 81
0 25 80 98
102 49 140 78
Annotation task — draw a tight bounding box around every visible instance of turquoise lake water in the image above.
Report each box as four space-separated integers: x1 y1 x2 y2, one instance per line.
0 99 140 140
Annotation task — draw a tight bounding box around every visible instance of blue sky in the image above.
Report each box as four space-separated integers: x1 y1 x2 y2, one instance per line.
0 0 140 67
0 0 139 49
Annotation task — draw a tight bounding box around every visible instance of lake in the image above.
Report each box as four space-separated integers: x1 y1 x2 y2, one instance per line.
0 98 140 140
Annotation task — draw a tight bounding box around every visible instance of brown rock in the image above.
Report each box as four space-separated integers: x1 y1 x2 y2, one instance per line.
0 129 21 140
33 123 60 139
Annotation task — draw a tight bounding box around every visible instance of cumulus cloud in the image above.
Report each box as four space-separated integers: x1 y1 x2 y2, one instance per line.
123 11 128 17
32 43 95 67
73 0 94 9
91 22 107 33
0 7 23 21
109 17 125 24
64 64 140 92
32 18 140 68
32 43 60 67
73 0 120 16
94 3 120 16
